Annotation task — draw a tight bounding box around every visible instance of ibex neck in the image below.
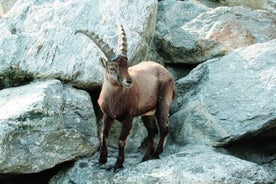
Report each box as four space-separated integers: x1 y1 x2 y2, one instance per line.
102 74 124 92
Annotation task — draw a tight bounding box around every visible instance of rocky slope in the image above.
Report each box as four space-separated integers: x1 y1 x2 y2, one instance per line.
0 0 275 183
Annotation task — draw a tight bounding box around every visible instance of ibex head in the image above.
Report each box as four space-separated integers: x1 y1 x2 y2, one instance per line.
75 24 133 88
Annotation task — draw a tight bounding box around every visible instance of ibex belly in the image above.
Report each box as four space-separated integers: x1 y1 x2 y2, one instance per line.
143 109 156 116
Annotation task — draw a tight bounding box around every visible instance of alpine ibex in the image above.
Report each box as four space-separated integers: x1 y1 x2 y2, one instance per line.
75 24 176 170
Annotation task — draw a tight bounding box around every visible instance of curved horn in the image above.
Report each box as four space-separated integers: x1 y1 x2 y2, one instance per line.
117 23 128 57
75 30 117 61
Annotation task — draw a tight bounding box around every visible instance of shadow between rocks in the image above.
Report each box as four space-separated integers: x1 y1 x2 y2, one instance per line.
224 126 276 175
0 161 74 184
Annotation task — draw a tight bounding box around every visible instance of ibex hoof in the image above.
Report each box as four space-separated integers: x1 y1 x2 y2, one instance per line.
141 154 152 162
99 157 107 164
113 164 124 173
153 154 160 159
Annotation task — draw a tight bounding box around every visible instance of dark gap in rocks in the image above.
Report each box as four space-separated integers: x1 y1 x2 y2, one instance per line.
0 67 34 90
86 87 103 139
164 62 197 115
165 62 198 81
73 85 102 126
184 0 222 8
0 161 74 184
223 126 276 174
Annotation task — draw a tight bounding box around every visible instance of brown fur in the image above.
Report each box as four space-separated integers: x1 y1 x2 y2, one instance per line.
75 25 176 170
98 57 176 170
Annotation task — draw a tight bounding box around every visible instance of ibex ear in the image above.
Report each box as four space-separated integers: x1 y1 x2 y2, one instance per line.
98 57 108 68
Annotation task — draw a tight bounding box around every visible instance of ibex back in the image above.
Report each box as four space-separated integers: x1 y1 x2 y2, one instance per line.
75 24 176 170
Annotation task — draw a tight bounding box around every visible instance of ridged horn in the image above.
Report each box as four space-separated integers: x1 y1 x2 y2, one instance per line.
75 30 117 61
117 23 128 57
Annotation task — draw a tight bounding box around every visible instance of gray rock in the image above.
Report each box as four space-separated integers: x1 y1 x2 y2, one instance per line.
0 0 158 89
113 145 275 184
225 126 276 180
154 0 209 62
49 151 142 184
170 39 276 145
50 144 275 184
0 79 99 173
218 0 276 14
63 86 98 144
157 6 276 64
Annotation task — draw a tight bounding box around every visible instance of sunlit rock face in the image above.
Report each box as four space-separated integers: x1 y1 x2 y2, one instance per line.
170 39 276 146
155 4 276 64
0 79 99 173
0 0 158 89
218 0 276 14
0 0 275 183
50 145 275 184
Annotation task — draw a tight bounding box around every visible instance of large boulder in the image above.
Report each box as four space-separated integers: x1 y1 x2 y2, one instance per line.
170 39 276 146
218 0 276 14
154 0 210 62
0 0 158 89
0 79 99 173
156 6 276 64
49 144 275 183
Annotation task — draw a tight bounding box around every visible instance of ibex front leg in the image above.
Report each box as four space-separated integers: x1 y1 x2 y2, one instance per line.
99 114 114 164
114 116 133 170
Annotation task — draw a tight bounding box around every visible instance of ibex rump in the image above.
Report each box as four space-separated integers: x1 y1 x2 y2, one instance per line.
75 24 176 170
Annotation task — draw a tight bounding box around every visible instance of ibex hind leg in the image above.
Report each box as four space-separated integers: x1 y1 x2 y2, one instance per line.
154 92 171 159
141 115 158 162
154 115 168 159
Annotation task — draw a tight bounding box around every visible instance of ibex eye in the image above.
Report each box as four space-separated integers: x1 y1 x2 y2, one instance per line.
109 67 116 72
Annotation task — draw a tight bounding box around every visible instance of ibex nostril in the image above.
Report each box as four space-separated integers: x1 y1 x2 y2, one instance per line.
126 78 132 84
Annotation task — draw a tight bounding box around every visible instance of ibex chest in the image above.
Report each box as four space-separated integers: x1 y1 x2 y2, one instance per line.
98 92 136 119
